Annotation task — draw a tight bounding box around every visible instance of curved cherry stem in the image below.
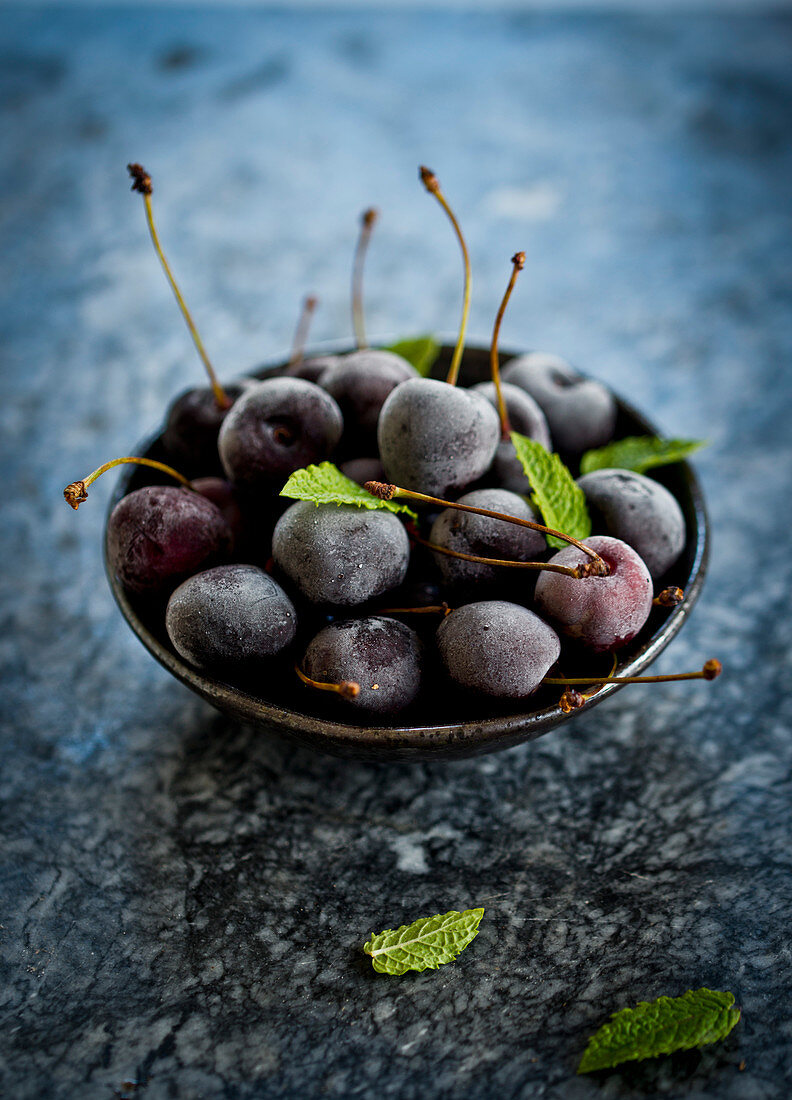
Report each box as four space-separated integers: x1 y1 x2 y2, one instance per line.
420 167 470 386
543 660 722 686
127 163 230 410
491 252 525 438
289 295 318 368
366 481 609 576
64 456 194 509
352 208 378 349
295 664 360 700
405 523 588 579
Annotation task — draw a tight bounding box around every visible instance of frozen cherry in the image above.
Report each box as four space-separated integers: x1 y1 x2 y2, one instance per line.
577 468 686 580
502 352 616 453
106 485 232 594
534 535 653 651
165 564 296 673
272 502 409 605
378 378 499 497
320 350 417 454
429 488 546 587
437 601 561 698
218 377 343 493
299 616 422 715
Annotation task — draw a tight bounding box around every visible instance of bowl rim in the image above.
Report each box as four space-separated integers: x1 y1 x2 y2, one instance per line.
105 342 709 755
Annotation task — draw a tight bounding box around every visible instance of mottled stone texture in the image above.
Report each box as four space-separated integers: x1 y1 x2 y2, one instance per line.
1 8 791 1099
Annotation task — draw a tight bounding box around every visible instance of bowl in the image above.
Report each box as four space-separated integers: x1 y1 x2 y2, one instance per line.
106 343 709 762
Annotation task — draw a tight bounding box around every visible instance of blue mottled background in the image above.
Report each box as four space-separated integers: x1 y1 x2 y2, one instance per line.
1 6 791 1099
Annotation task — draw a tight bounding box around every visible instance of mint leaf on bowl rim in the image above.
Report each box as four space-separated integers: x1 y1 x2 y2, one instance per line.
580 436 707 476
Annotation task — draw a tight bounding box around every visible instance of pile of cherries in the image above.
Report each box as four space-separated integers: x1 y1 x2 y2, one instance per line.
64 164 720 724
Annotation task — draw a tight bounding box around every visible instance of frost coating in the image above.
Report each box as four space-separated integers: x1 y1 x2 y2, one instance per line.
377 377 500 497
578 468 685 580
303 616 422 714
166 564 296 672
437 601 561 697
472 381 551 493
535 535 653 651
503 352 616 453
272 502 409 605
429 488 546 586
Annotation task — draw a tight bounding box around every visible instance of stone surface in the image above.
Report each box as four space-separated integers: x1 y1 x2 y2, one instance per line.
1 7 791 1099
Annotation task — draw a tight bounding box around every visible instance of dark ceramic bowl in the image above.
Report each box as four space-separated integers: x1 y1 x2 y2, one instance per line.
106 343 708 762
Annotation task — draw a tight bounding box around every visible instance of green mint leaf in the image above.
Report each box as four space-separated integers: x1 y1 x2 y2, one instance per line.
578 988 741 1074
580 436 707 476
363 908 484 975
383 335 440 378
510 432 591 550
280 462 417 519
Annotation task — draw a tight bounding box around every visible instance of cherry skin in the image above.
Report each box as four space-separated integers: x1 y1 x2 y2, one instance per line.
429 488 546 588
272 502 410 606
534 535 653 651
166 564 297 673
437 601 561 698
577 468 686 580
218 377 343 493
319 349 417 455
106 485 232 594
377 377 500 497
502 352 616 453
301 616 423 715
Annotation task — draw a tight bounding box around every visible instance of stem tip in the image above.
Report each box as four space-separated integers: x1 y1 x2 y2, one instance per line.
127 163 152 195
703 659 722 681
419 166 440 193
63 481 88 509
364 480 395 500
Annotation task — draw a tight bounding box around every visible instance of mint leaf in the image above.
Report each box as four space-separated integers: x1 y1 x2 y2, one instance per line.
580 436 706 476
363 908 484 975
578 988 741 1074
280 462 417 519
510 433 590 550
383 335 440 378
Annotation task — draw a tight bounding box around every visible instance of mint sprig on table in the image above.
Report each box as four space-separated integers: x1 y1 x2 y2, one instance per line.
363 908 484 975
580 436 707 476
578 988 740 1074
382 335 440 377
511 432 591 550
280 462 417 519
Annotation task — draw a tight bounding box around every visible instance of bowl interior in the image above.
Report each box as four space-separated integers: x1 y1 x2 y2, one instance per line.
107 344 708 761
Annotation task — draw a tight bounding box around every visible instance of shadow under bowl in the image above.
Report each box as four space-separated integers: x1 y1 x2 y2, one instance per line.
106 343 709 762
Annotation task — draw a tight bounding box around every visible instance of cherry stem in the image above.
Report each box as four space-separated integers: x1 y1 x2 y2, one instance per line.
63 456 194 509
491 252 525 438
378 603 451 616
295 664 360 700
543 660 722 686
365 481 609 575
653 586 685 607
352 208 378 350
420 167 470 387
289 295 318 367
127 163 230 411
406 523 588 579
